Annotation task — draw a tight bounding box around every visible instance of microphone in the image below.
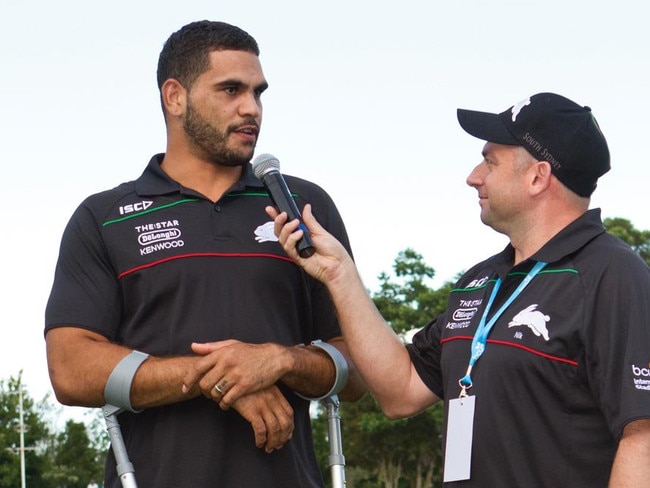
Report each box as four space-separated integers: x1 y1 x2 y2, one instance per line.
252 153 315 258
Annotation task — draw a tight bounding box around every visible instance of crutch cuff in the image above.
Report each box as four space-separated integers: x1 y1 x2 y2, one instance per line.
297 340 349 401
104 350 149 412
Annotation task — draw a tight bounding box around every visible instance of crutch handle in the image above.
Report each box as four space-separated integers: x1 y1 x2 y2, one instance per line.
103 404 138 488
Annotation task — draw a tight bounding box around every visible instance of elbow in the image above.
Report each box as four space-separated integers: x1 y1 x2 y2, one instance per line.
48 367 100 408
377 396 423 420
48 369 78 406
338 370 369 402
381 405 411 420
49 377 79 406
339 387 367 403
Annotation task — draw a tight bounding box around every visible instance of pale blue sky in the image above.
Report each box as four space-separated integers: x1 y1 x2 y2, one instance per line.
2 0 648 420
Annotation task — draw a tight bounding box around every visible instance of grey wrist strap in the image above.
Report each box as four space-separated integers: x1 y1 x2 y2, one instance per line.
297 340 349 401
104 350 150 412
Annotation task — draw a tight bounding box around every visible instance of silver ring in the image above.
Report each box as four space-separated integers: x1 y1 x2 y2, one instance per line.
214 384 224 394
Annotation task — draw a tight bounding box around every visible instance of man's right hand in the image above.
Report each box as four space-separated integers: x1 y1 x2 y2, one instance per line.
230 385 294 453
267 203 355 286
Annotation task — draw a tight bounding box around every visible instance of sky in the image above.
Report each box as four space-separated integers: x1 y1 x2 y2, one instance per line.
2 0 649 423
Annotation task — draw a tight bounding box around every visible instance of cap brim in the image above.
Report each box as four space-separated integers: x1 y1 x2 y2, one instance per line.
457 109 519 145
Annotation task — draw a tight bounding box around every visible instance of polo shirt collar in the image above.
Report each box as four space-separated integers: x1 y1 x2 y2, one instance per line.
135 153 265 197
493 209 606 273
531 208 605 263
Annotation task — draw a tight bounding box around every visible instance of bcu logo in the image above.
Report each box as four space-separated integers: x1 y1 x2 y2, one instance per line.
632 363 650 391
632 363 650 377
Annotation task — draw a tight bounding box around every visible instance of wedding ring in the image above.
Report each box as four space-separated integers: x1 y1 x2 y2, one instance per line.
214 381 228 395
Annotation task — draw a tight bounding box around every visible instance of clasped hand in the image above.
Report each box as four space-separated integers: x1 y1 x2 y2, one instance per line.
182 340 293 452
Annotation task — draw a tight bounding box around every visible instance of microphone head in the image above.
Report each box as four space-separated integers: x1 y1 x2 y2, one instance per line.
252 153 280 179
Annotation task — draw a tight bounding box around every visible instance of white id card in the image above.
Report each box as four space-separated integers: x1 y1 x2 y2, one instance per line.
443 395 475 482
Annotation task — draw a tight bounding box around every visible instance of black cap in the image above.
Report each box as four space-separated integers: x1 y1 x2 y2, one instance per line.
457 92 610 197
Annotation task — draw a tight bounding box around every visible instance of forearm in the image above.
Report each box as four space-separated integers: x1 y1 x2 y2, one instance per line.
609 419 650 487
279 343 337 397
325 259 438 417
324 338 367 402
129 355 200 409
274 339 365 402
46 327 199 409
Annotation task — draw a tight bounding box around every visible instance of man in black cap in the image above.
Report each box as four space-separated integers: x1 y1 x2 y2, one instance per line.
270 93 650 486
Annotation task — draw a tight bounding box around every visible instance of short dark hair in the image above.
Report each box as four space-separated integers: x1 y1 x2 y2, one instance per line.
157 20 260 93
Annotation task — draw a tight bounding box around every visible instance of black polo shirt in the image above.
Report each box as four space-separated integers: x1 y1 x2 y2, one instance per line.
46 154 352 487
408 209 650 487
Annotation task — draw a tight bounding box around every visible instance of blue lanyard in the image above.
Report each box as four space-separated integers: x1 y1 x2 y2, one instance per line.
458 261 547 395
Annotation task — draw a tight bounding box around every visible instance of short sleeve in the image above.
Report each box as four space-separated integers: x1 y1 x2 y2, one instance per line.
45 201 122 338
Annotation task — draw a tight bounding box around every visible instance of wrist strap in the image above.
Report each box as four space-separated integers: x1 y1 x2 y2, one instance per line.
104 350 149 412
297 340 349 401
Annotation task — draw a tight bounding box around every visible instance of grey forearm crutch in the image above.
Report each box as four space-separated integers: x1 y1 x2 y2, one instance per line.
322 394 346 487
101 344 349 488
102 350 150 488
103 404 138 488
301 341 349 488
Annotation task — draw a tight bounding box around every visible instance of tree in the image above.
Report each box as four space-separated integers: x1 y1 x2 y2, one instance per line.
44 419 104 488
1 373 105 488
604 217 650 265
0 373 54 488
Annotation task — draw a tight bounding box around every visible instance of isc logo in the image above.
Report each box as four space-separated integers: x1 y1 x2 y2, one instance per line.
119 200 153 215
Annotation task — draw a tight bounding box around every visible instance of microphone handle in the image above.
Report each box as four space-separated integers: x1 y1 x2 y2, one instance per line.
263 172 315 258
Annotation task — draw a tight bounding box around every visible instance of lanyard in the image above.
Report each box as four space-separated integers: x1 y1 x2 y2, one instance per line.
458 261 547 396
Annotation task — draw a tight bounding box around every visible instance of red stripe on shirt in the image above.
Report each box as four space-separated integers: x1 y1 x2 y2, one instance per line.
118 252 295 279
440 335 578 366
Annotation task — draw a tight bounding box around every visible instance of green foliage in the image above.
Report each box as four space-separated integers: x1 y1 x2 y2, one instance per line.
604 217 650 266
44 420 104 488
373 249 440 336
339 394 443 488
0 373 54 488
0 373 104 488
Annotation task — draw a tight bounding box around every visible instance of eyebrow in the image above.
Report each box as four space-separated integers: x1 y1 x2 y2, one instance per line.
215 78 269 93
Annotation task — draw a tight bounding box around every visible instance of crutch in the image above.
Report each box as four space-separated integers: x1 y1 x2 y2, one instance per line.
103 397 347 488
102 344 349 488
305 340 349 488
102 404 138 488
321 394 346 487
102 350 150 488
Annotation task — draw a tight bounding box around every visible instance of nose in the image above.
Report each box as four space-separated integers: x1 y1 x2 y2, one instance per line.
239 91 262 118
466 162 484 188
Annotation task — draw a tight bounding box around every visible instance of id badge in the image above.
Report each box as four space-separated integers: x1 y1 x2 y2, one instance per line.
443 395 475 482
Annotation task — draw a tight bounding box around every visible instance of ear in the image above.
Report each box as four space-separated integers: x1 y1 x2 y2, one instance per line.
161 78 186 118
529 161 552 196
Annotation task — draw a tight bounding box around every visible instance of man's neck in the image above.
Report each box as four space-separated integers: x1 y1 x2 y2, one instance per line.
509 208 586 265
160 149 244 203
